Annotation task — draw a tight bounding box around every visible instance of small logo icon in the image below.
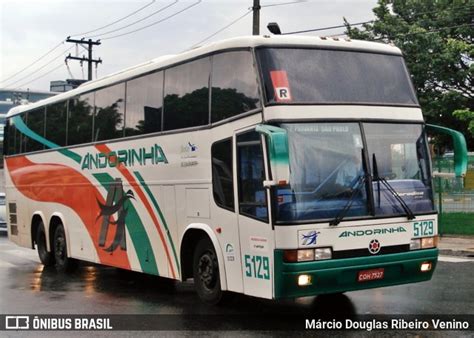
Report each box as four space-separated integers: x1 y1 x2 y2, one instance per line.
5 316 29 330
225 244 234 253
188 142 198 152
301 231 320 246
368 239 381 254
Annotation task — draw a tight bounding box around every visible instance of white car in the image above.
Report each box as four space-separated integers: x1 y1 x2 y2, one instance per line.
0 192 6 233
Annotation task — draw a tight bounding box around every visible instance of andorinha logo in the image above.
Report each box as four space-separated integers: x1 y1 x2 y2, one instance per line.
339 226 406 238
81 144 168 170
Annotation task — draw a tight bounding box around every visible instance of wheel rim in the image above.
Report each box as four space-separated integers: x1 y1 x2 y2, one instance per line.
55 232 66 263
198 251 217 291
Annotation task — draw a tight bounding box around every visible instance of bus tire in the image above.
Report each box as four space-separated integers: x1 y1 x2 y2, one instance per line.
193 237 223 304
36 222 54 267
53 224 77 273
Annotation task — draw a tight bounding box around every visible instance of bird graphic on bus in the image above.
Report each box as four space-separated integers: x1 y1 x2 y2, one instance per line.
97 178 135 252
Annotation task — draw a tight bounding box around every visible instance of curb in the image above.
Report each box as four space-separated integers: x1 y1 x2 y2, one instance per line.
438 249 474 257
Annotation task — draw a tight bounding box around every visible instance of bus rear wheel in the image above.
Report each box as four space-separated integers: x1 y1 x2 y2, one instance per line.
36 222 54 267
53 225 77 273
193 237 223 304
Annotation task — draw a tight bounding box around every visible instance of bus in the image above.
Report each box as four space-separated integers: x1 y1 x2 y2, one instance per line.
3 35 466 304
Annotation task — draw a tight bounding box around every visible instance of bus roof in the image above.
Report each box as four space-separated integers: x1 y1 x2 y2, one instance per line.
6 35 402 118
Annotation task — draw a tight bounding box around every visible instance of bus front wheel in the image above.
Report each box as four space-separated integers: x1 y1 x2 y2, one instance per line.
53 225 77 273
193 237 223 304
36 222 54 267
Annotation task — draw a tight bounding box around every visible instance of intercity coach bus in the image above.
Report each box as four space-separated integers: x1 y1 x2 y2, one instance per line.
3 35 466 304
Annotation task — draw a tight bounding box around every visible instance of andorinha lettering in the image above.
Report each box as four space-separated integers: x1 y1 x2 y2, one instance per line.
81 144 168 170
339 226 407 238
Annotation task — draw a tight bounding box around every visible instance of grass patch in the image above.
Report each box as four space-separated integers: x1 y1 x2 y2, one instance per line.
439 212 474 235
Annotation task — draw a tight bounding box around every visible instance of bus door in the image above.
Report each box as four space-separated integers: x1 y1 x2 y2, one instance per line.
235 129 274 299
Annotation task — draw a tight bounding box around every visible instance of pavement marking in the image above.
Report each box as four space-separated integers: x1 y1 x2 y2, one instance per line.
438 255 474 263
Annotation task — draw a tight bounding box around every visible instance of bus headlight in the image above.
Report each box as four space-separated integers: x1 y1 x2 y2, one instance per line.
410 239 421 250
283 248 332 262
314 248 332 260
410 236 438 250
297 249 314 262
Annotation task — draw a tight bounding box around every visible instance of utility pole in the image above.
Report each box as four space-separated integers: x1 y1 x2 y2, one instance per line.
252 0 260 35
65 37 102 81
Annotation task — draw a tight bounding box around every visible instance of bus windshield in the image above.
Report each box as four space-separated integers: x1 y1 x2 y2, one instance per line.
257 48 418 106
275 123 434 223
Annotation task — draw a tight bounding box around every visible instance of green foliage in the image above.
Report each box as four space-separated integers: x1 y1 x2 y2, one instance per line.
344 0 474 149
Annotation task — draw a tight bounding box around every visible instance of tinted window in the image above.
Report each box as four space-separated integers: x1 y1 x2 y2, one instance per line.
237 131 268 221
126 72 163 136
6 119 16 155
46 101 67 147
211 51 261 122
164 57 210 131
257 48 418 105
15 114 26 154
25 108 45 152
94 83 125 141
68 94 94 146
212 138 234 210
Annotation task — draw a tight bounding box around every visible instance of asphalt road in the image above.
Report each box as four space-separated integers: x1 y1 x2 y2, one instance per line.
0 233 473 336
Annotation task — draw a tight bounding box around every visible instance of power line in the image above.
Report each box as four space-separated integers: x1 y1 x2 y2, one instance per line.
283 20 372 35
13 62 65 90
191 10 252 48
3 46 74 88
70 0 157 37
261 0 308 8
0 40 65 85
85 0 179 39
101 0 202 41
282 3 474 36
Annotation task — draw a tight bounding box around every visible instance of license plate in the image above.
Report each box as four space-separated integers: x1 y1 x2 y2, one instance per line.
357 268 384 282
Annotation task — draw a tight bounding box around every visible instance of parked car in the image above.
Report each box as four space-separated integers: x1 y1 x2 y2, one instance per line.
0 193 6 233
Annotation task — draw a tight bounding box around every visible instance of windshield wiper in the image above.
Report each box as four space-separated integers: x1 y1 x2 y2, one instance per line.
330 149 368 226
372 154 415 220
329 173 367 226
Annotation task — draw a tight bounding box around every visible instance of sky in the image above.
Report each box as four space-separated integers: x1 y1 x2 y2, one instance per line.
0 0 377 92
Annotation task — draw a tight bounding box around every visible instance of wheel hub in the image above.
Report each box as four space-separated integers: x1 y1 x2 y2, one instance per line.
198 252 217 289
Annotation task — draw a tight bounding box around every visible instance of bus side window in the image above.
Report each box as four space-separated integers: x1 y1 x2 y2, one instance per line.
237 131 268 221
212 138 234 211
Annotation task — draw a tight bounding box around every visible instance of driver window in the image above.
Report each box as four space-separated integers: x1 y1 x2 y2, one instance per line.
237 131 268 221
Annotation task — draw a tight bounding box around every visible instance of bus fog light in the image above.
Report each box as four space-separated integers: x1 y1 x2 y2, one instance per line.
314 248 332 260
420 262 432 272
410 239 421 250
297 249 314 262
421 236 438 249
298 274 312 286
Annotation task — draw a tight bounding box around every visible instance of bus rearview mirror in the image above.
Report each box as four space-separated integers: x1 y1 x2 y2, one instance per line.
256 124 290 187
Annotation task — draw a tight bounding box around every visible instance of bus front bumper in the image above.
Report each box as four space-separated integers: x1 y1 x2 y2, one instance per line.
274 248 438 299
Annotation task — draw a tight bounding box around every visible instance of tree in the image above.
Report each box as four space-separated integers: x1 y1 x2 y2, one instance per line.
344 0 473 149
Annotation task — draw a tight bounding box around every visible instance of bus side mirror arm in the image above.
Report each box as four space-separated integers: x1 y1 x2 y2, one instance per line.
256 124 291 186
426 124 468 178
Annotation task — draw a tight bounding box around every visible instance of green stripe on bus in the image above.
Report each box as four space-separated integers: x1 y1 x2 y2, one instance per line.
12 115 82 164
134 171 180 274
93 173 159 276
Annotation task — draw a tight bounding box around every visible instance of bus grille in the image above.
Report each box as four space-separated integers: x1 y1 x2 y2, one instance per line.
332 244 410 259
8 203 18 236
